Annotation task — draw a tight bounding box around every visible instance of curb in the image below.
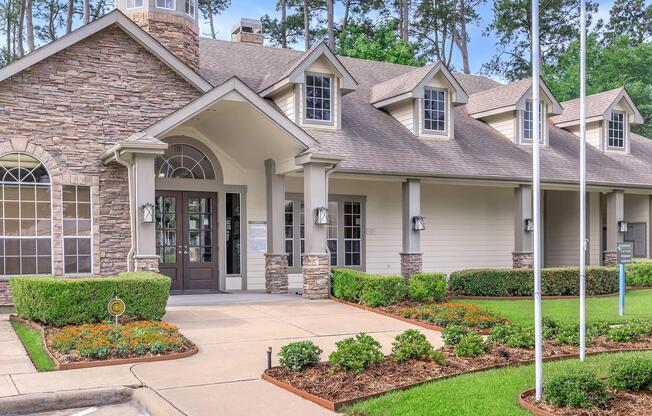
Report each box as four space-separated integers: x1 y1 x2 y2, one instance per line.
519 388 555 416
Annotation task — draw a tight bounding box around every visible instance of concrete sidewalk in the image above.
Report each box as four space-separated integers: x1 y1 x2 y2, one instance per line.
3 299 443 416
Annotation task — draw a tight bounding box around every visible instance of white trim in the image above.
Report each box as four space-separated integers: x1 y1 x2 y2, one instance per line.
155 0 175 10
126 0 144 9
61 184 94 276
184 0 196 18
0 10 212 92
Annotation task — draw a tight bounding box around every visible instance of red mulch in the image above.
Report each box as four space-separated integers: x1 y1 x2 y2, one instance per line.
522 388 652 415
265 337 652 404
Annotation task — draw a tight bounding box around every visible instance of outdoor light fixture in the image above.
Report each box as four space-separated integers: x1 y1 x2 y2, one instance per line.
314 207 329 225
141 202 155 223
618 220 628 233
412 215 425 231
524 218 534 232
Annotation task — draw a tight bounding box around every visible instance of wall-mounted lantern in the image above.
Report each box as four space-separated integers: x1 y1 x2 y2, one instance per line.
315 207 329 225
412 215 425 231
524 218 534 232
141 202 155 223
618 220 628 233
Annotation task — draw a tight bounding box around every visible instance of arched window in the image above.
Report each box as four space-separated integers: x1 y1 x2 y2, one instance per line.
0 153 52 275
155 144 215 179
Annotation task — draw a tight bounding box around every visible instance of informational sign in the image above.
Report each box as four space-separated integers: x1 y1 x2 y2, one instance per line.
108 297 126 324
248 221 268 253
616 242 633 264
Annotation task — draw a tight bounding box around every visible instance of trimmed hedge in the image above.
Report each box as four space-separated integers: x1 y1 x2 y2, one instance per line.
407 273 447 302
360 275 406 307
625 262 652 288
331 268 367 302
10 272 171 325
448 267 619 297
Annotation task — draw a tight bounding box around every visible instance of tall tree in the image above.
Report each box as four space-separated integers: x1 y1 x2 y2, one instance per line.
198 0 230 39
303 0 309 50
600 0 652 45
280 0 287 47
412 0 458 67
452 0 484 74
65 0 74 34
483 0 597 81
401 0 409 41
326 0 333 49
26 0 34 52
17 0 25 56
82 0 89 24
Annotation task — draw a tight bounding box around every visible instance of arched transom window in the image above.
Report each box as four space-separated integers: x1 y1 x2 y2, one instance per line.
0 153 52 275
155 144 215 179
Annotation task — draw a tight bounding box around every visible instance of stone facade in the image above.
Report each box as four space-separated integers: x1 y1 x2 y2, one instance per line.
0 278 11 305
512 251 534 269
265 254 288 294
127 12 199 70
134 256 160 272
0 25 201 281
604 251 617 266
400 252 423 278
302 254 330 300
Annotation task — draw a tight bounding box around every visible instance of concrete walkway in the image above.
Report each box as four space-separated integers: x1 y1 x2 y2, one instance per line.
3 298 443 416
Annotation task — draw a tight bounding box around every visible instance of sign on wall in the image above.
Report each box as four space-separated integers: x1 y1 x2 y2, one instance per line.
616 242 633 264
248 221 267 253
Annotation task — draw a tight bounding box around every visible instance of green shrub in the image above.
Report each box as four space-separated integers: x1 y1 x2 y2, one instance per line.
448 267 618 296
10 272 170 325
331 268 366 302
278 341 323 372
542 317 560 340
556 323 584 346
428 350 449 366
359 275 406 307
544 369 610 409
407 273 447 303
392 329 437 363
455 333 488 357
605 321 652 343
625 262 652 287
607 357 652 390
488 323 535 349
329 333 384 373
442 325 474 346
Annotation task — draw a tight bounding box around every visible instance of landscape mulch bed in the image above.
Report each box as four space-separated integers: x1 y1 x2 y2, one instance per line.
520 387 652 416
263 337 652 411
10 315 197 370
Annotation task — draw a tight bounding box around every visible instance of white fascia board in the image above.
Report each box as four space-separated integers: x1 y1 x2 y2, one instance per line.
0 10 213 92
469 106 517 119
555 115 603 128
608 90 645 125
287 42 358 92
295 151 346 166
413 61 469 105
372 92 413 109
144 76 316 149
259 77 292 97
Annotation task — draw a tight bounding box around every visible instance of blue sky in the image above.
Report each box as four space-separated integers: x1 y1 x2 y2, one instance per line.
204 0 619 75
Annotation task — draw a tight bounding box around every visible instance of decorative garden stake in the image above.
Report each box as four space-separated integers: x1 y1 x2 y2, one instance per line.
108 297 126 324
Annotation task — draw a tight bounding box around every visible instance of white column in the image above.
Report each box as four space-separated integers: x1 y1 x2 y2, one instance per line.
513 184 533 268
401 179 423 277
264 159 288 294
133 153 158 271
302 162 330 299
605 190 625 265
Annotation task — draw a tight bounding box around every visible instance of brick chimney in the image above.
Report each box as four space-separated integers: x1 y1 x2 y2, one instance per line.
231 18 264 45
116 0 199 70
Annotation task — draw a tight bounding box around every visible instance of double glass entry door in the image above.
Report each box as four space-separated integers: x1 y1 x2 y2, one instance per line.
156 191 218 291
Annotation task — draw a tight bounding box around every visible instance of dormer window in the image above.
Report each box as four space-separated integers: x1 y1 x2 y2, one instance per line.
608 111 625 149
523 100 544 142
127 0 143 8
424 88 447 132
305 74 332 123
156 0 174 9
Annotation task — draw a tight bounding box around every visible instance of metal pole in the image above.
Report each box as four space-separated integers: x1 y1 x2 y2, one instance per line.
579 0 587 362
532 0 543 401
619 263 625 316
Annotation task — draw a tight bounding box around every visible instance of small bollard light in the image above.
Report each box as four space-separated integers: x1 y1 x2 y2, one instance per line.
267 346 272 370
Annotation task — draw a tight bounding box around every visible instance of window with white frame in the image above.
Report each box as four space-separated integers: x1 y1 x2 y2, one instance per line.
523 100 544 142
156 0 174 9
126 0 143 9
184 0 195 17
0 153 52 275
423 88 447 132
63 186 92 274
284 196 363 271
608 111 625 148
305 74 332 122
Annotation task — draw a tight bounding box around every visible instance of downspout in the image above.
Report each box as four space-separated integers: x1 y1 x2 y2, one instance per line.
114 150 135 272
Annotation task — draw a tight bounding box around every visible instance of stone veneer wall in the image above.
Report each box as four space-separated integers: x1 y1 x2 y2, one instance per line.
265 254 288 294
603 251 617 266
512 252 534 269
0 25 201 278
127 12 199 70
400 253 423 278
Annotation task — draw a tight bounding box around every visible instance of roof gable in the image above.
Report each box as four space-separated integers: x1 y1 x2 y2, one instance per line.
466 78 563 118
0 10 212 92
370 61 469 108
553 87 644 126
259 41 358 96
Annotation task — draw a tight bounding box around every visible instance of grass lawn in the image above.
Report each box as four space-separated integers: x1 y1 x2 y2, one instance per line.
453 289 652 326
11 321 56 372
343 351 652 416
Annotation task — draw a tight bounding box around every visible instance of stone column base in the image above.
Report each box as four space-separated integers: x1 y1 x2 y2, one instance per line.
603 251 617 266
400 253 423 278
265 253 289 294
302 254 330 299
512 252 534 269
0 278 11 306
134 256 160 272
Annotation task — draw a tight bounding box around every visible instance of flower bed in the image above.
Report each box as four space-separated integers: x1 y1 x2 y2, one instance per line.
392 302 506 330
521 388 652 416
263 323 652 411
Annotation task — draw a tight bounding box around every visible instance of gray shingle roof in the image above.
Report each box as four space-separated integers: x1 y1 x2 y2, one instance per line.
464 78 532 115
552 87 624 125
198 38 652 188
369 64 437 104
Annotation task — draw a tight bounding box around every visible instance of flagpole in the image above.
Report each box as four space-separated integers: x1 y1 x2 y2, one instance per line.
579 0 587 362
532 0 543 401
